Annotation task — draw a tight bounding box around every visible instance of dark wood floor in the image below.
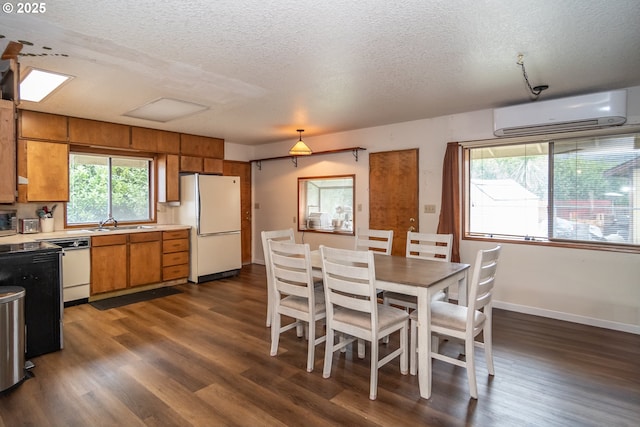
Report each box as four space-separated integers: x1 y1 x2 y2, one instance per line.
1 264 639 426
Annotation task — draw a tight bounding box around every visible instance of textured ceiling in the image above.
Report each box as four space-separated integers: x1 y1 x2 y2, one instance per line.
1 0 640 145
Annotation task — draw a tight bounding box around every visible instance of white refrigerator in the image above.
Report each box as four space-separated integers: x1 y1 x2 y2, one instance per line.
176 174 242 283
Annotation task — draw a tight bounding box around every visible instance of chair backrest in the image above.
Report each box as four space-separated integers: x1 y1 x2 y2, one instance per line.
261 228 295 289
268 240 315 302
320 245 378 330
355 228 393 255
467 245 501 326
261 228 295 265
405 231 453 262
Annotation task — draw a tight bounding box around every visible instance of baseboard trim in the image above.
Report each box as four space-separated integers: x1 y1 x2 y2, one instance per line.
494 301 640 335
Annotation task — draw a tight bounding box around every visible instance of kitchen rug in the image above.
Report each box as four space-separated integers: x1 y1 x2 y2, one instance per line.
89 287 182 310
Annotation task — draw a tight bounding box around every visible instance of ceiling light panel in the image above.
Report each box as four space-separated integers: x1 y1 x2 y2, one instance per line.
20 68 73 102
123 98 209 122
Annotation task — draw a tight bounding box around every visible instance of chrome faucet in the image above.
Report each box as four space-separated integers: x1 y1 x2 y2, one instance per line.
99 215 118 228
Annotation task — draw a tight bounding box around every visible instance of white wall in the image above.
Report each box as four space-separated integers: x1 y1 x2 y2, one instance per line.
244 85 640 334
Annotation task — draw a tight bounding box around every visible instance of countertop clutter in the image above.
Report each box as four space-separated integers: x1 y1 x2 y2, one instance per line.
0 224 191 245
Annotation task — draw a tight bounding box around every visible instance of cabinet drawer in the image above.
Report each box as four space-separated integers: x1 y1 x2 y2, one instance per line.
163 238 189 253
163 229 189 240
129 231 162 243
163 264 189 281
92 234 128 246
163 251 188 267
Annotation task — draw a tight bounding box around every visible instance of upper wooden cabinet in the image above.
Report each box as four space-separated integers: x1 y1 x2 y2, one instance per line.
180 133 224 159
69 117 130 149
17 140 69 202
0 100 16 202
157 153 180 202
19 110 68 141
131 127 180 154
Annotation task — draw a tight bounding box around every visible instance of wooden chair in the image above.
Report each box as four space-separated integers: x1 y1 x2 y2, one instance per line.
268 240 326 372
320 245 408 400
409 245 501 399
354 228 393 255
383 232 453 310
261 228 295 327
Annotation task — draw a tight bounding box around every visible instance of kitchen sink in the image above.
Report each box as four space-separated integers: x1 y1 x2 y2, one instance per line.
91 225 157 232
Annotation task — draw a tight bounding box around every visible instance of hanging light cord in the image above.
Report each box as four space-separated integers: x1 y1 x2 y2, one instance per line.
517 54 548 98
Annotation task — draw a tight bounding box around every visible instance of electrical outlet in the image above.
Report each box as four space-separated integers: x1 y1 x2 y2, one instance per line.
424 204 436 214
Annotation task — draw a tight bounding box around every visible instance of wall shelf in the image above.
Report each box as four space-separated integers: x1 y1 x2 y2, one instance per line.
252 147 366 169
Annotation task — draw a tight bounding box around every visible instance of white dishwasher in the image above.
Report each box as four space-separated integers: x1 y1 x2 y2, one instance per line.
42 237 91 305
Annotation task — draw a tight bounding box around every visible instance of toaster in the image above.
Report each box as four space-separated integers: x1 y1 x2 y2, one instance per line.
19 218 40 234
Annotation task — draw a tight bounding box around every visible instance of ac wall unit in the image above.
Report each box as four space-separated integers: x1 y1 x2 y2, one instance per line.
493 90 627 137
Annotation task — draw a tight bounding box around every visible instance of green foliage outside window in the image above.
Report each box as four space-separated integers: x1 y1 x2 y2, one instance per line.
67 153 151 225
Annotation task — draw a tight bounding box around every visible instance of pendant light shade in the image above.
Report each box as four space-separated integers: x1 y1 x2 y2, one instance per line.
289 129 312 155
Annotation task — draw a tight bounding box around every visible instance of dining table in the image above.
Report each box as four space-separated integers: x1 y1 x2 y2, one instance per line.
310 249 470 399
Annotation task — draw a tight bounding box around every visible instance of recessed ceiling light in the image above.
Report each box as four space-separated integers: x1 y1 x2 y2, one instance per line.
20 68 73 102
123 98 209 122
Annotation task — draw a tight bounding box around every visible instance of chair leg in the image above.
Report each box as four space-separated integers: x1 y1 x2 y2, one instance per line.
484 323 495 376
296 322 304 338
358 339 365 359
369 338 379 400
307 320 315 372
400 323 408 375
270 313 280 356
465 336 478 399
266 289 272 327
409 318 417 375
323 328 335 379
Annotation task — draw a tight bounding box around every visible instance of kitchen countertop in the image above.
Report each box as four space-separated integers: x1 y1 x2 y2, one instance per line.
0 224 191 245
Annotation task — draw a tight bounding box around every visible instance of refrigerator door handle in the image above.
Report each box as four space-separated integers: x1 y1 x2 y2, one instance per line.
195 173 202 235
198 230 241 238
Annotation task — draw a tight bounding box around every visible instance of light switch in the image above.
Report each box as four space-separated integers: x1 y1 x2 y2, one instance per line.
254 202 260 209
424 204 436 214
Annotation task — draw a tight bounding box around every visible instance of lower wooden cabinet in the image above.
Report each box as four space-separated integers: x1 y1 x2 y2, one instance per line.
162 230 190 281
129 232 162 287
90 230 173 296
91 234 128 294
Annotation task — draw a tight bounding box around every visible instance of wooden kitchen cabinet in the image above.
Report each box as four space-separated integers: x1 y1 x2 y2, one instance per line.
162 229 190 281
69 117 130 149
0 100 16 203
91 234 128 294
179 155 203 173
180 156 223 174
17 139 69 202
131 127 180 154
129 232 162 287
180 133 224 158
157 153 180 202
19 110 68 141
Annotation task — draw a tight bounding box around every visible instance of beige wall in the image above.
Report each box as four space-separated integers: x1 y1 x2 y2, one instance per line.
226 85 640 334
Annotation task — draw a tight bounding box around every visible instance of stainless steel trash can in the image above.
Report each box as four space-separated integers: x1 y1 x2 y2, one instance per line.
0 286 26 393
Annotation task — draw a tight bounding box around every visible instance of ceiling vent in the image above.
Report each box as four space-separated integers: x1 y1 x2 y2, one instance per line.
493 90 627 137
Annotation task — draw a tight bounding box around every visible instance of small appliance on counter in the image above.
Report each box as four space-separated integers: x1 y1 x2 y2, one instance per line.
18 218 39 234
0 209 17 237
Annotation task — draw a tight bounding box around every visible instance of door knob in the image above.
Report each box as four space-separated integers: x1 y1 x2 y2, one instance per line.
409 217 415 222
408 226 416 232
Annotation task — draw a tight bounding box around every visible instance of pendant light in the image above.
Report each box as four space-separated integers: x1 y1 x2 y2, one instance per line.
289 129 312 155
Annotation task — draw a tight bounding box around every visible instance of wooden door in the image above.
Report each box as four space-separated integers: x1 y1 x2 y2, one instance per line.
369 149 419 256
223 161 252 264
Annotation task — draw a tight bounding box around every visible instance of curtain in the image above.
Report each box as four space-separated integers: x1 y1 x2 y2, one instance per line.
437 142 461 262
